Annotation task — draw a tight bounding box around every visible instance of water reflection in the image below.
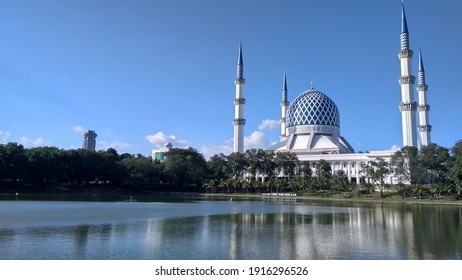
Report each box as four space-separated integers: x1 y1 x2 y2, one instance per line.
0 200 461 259
74 225 89 247
138 204 462 260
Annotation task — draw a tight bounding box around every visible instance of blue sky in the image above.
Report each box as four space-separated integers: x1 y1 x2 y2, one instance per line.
1 0 461 158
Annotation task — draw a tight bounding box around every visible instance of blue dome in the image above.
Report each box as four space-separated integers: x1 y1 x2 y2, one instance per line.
287 88 340 128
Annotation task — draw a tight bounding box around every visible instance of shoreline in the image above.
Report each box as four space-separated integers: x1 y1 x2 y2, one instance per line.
202 192 462 206
1 190 461 206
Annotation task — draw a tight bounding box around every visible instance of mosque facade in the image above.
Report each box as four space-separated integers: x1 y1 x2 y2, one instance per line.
233 3 431 184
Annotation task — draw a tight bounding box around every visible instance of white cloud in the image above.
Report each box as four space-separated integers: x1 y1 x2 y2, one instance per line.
72 125 86 133
199 130 272 159
200 140 233 159
19 137 49 148
389 144 400 151
0 130 11 144
145 131 188 148
244 130 271 150
258 119 279 131
98 140 131 151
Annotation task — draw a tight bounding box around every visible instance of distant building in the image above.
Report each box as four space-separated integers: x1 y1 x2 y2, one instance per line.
151 142 173 162
82 130 97 151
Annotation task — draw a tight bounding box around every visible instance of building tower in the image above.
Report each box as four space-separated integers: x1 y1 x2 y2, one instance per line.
417 50 431 146
82 130 97 151
233 43 245 153
280 70 289 139
398 2 417 148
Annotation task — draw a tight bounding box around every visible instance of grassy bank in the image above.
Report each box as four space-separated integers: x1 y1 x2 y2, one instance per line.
203 191 462 206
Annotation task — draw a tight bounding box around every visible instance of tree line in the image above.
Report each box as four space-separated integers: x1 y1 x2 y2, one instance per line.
1 140 462 199
0 143 206 193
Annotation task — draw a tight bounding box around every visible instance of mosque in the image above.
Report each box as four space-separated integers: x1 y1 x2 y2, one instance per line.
232 3 431 184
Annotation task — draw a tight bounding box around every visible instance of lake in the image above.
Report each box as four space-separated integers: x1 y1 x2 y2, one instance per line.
0 196 461 259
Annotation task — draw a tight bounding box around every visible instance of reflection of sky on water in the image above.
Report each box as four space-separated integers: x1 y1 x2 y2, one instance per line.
0 200 461 259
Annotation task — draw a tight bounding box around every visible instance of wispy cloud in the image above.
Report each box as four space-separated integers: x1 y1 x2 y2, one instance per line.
98 140 131 152
244 131 271 150
72 125 86 133
258 119 279 131
200 130 271 159
144 119 276 159
200 140 233 159
0 130 11 144
145 131 188 148
199 119 277 158
389 144 400 151
19 137 49 148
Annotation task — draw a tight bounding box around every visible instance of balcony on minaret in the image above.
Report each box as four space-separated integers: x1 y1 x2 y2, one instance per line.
417 84 428 91
419 125 432 132
418 104 430 112
399 75 416 85
398 49 413 59
234 98 246 105
233 118 246 125
400 102 417 111
235 77 245 85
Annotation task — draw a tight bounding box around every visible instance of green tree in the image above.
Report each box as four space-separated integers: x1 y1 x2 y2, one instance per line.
120 157 161 186
331 170 349 193
164 148 207 189
0 143 28 183
419 144 450 184
361 158 390 198
26 146 66 186
259 152 276 182
391 146 420 184
448 155 462 195
244 149 261 181
207 153 229 181
98 149 124 184
451 139 462 157
227 152 247 178
314 159 331 191
274 151 298 179
297 161 312 178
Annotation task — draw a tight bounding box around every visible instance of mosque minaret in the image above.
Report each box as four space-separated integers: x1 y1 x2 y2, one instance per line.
398 2 418 148
228 3 434 184
280 71 289 140
417 50 431 146
233 43 246 153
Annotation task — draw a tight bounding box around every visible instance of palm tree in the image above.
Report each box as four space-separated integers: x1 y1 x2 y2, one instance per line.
331 170 349 193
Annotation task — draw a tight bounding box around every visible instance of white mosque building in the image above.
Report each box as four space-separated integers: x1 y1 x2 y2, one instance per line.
232 3 431 184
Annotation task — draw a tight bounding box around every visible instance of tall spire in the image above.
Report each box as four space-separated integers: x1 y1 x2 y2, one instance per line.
237 42 244 79
418 49 426 85
233 42 246 153
401 1 409 33
282 70 288 102
417 49 431 146
280 69 289 139
400 1 410 50
398 1 417 148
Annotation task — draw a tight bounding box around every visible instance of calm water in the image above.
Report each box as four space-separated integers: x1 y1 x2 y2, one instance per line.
0 197 461 259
